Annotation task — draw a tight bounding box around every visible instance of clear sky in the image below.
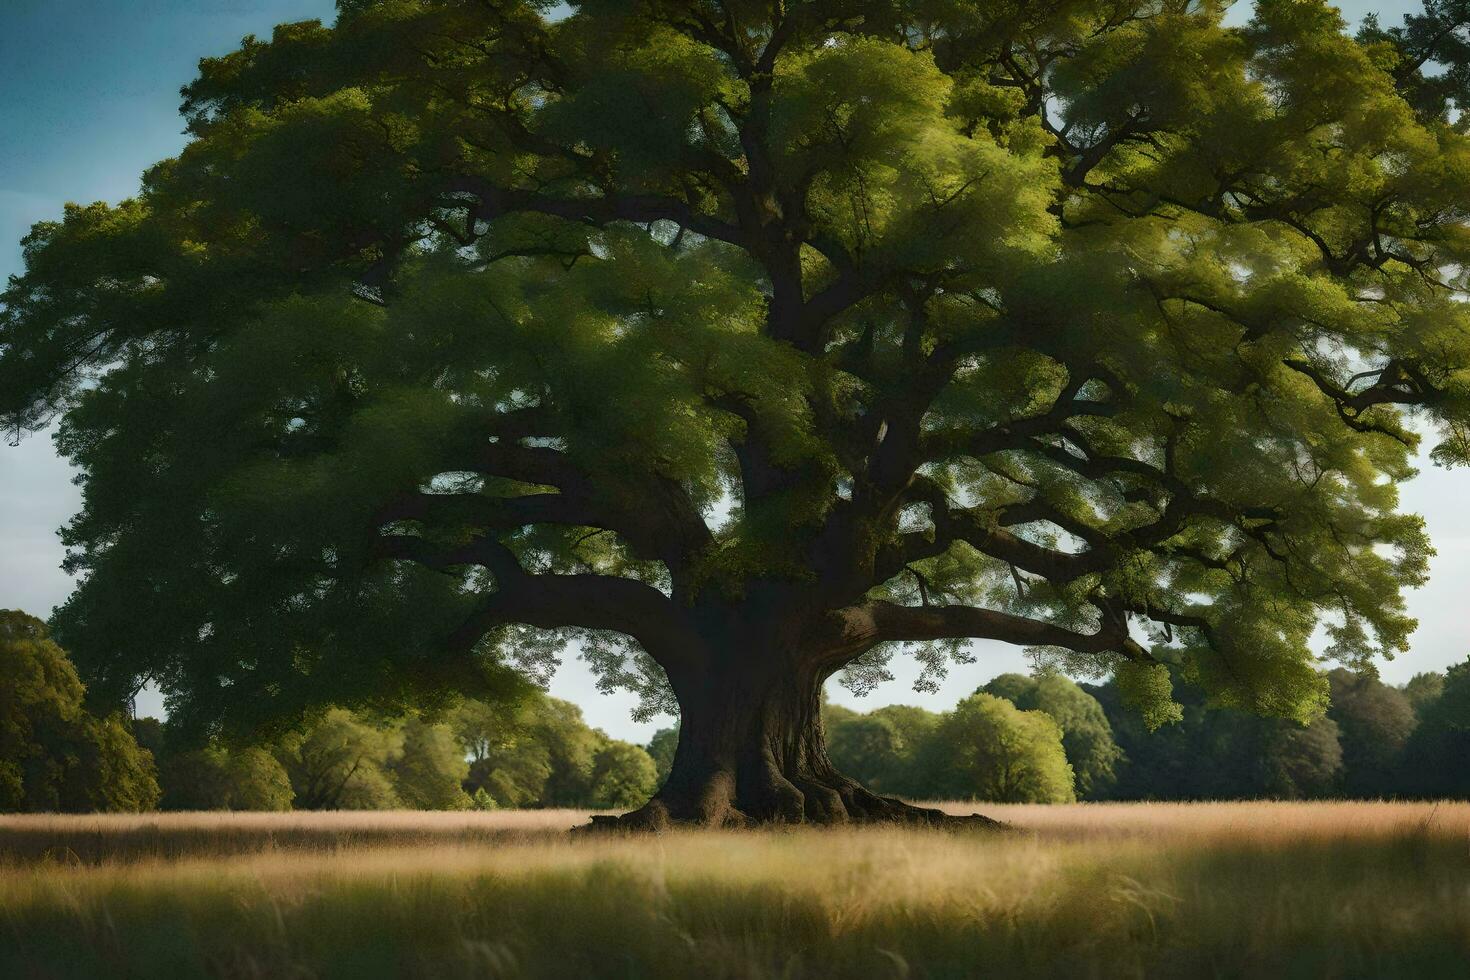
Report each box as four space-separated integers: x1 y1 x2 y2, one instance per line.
0 1 1458 744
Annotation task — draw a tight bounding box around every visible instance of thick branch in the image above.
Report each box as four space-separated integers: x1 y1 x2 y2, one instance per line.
827 599 1150 663
377 532 699 670
446 176 746 249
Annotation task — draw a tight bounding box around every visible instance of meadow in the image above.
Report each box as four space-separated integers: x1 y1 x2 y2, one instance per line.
1 802 1467 979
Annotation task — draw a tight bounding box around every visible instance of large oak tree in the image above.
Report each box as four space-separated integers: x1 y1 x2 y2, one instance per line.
5 0 1470 826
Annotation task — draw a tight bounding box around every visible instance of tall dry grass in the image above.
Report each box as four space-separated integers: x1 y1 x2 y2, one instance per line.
1 802 1467 978
0 808 593 864
941 799 1470 841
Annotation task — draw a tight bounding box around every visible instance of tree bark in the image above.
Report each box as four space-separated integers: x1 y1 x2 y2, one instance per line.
588 630 1003 831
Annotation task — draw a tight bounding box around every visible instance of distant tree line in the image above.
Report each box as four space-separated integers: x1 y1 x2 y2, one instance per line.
133 693 659 813
2 609 658 813
1090 664 1470 802
783 664 1466 803
648 663 1470 804
5 608 1468 811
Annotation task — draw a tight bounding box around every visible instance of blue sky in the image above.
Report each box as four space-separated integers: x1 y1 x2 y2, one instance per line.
0 1 1459 742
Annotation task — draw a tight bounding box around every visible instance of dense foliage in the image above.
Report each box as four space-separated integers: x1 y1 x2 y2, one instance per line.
0 611 159 813
1090 663 1470 800
1401 659 1470 797
455 692 661 808
815 657 1470 802
8 610 1466 811
138 733 294 812
823 681 1085 803
822 703 940 797
135 687 658 812
981 672 1122 797
920 693 1076 803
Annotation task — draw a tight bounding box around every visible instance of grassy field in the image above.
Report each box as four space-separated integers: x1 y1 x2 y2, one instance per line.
1 803 1467 978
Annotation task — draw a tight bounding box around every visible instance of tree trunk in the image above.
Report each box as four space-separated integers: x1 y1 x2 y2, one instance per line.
589 635 1002 831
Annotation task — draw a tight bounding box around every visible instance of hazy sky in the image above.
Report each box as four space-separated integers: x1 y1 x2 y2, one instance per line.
0 1 1457 744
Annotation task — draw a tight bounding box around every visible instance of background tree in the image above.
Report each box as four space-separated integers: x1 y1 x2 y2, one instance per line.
452 696 553 805
981 673 1122 799
390 716 472 810
226 747 296 811
157 746 234 811
587 740 660 809
1401 657 1470 797
455 691 657 808
645 725 679 787
824 701 941 797
1402 672 1446 719
449 698 519 770
1259 717 1345 801
129 717 165 759
825 707 906 793
1358 0 1470 124
466 735 552 808
156 743 294 811
861 706 944 799
0 611 159 813
917 693 1075 804
1325 668 1417 797
1089 673 1345 800
533 699 608 807
276 709 403 810
5 1 1470 826
139 715 295 811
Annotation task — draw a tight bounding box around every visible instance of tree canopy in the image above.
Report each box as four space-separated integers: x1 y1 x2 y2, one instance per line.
4 0 1470 825
129 690 660 812
391 715 474 809
153 744 295 812
826 691 1089 801
1091 667 1352 800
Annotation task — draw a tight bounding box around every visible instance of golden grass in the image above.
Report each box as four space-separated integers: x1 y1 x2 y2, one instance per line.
2 802 1467 978
0 808 595 864
942 799 1470 840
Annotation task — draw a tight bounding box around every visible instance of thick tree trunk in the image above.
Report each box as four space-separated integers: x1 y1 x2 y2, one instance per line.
589 635 1003 831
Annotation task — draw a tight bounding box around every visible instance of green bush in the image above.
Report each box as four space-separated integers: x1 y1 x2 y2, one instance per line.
0 611 159 812
982 674 1122 799
918 694 1075 804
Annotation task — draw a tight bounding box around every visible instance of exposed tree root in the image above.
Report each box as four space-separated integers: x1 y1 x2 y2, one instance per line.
578 770 1009 833
576 660 1012 834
